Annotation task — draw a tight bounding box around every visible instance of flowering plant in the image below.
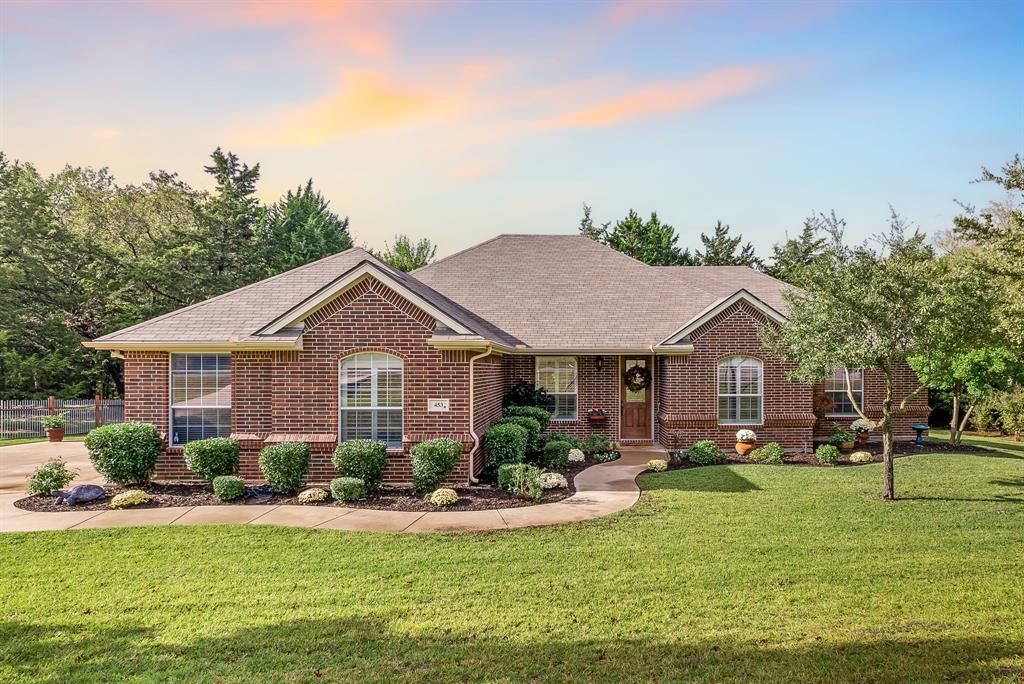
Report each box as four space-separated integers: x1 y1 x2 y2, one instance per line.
647 459 668 472
586 408 607 418
735 429 757 443
850 418 875 434
567 448 585 463
429 488 459 506
538 472 568 489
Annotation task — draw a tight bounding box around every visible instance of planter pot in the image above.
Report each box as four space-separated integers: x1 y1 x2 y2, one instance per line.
840 441 854 451
45 428 65 443
854 433 869 446
735 441 756 456
587 415 608 423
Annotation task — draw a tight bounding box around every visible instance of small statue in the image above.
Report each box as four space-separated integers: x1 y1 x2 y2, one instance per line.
53 484 106 506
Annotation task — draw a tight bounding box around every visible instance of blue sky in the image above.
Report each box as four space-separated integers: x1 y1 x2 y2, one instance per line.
1 0 1021 257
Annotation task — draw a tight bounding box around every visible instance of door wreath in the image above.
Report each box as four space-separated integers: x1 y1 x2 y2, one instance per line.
624 364 651 392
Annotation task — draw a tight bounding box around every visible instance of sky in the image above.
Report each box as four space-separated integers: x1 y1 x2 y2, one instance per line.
1 0 1022 258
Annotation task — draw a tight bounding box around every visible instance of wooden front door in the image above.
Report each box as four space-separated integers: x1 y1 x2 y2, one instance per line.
620 357 652 440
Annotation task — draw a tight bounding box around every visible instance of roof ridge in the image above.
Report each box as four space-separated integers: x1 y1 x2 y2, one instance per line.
97 247 368 341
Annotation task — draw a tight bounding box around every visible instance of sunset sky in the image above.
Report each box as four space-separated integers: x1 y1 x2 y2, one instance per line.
2 0 1021 256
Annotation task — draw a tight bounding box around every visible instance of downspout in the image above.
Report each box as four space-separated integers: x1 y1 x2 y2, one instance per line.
467 345 494 484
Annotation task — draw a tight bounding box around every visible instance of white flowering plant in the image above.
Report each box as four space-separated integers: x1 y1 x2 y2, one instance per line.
735 429 757 443
538 472 568 489
647 459 668 472
298 487 328 504
429 488 459 506
568 448 585 463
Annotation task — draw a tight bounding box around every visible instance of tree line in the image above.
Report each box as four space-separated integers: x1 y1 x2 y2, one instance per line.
0 149 436 399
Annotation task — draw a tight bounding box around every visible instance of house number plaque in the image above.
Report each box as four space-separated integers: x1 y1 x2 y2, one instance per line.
428 399 450 412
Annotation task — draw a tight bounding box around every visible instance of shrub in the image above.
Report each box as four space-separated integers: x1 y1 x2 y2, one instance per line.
686 440 725 465
503 380 549 409
749 442 784 465
830 423 855 445
546 432 582 449
258 442 310 493
538 472 568 489
542 440 572 469
183 437 239 483
568 448 585 463
593 451 619 463
332 440 388 492
298 487 328 504
411 438 463 496
581 434 611 455
502 404 552 430
484 422 528 475
849 451 873 464
496 416 543 453
497 463 543 501
110 489 150 509
41 413 66 429
330 477 366 502
429 488 459 506
212 475 246 501
647 459 668 472
26 458 76 495
85 422 162 485
815 444 841 465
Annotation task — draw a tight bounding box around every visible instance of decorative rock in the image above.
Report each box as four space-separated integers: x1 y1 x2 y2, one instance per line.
53 484 106 506
298 487 329 504
538 472 568 489
849 451 874 464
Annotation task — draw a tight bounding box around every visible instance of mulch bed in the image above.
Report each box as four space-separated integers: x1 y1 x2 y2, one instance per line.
14 454 610 514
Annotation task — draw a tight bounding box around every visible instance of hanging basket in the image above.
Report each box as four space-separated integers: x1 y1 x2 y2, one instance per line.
623 365 651 392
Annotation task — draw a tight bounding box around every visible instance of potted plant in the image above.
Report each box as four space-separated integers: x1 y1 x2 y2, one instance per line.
735 429 757 455
41 413 66 442
851 418 874 446
830 423 855 451
586 408 608 423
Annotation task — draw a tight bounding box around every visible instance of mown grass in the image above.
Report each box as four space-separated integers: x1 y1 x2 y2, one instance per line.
1 449 1022 683
0 435 87 448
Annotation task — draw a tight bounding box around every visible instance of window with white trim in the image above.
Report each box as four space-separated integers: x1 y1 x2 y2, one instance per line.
170 353 231 445
824 368 863 416
339 352 403 448
536 356 578 420
717 356 762 424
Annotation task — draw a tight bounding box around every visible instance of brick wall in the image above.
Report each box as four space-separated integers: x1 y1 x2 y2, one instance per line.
813 364 930 442
470 353 506 477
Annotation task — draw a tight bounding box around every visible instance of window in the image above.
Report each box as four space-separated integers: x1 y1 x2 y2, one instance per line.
537 356 578 420
718 356 762 424
170 353 231 445
339 352 403 448
824 368 863 416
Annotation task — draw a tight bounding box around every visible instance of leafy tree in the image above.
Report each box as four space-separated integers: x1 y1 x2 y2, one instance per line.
376 234 437 272
695 221 762 268
259 179 352 275
766 213 832 283
761 212 943 500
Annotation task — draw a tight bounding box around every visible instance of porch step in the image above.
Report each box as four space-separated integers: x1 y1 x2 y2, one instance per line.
619 440 658 448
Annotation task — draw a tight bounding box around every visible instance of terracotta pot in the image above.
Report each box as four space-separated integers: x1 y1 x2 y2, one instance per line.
840 441 854 451
854 432 869 446
45 428 65 442
588 415 607 423
735 441 756 456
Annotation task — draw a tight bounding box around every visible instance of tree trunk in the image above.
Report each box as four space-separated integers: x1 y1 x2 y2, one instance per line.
881 376 895 500
953 404 974 446
949 394 960 445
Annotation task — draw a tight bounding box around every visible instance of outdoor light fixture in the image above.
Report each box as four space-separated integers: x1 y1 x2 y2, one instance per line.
595 356 604 371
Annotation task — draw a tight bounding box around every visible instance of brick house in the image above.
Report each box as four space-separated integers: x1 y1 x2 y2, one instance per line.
85 235 928 483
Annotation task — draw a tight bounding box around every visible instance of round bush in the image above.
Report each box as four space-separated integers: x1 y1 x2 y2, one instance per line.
815 444 841 465
183 437 239 482
749 442 785 465
332 440 388 492
26 458 76 495
212 475 245 501
538 472 568 489
686 440 725 466
330 477 366 502
647 459 668 472
110 489 150 509
581 434 611 455
298 487 328 504
849 451 874 464
568 448 585 463
496 416 542 453
85 422 163 485
502 405 552 430
411 438 462 497
484 422 528 475
542 440 572 469
546 432 582 449
258 442 310 493
429 488 459 506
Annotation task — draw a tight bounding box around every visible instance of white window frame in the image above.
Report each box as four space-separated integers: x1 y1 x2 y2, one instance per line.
717 356 763 425
824 367 864 417
338 352 404 449
169 352 232 446
536 356 579 421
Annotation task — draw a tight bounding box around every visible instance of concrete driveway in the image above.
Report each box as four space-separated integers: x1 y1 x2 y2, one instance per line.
0 440 99 494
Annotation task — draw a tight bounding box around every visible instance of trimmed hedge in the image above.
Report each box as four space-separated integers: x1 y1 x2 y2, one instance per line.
411 438 463 496
686 440 726 465
542 440 572 469
183 437 239 482
332 440 388 492
213 475 245 502
258 442 310 493
330 477 366 502
85 422 163 485
484 422 528 476
496 416 542 453
545 432 582 450
502 405 552 431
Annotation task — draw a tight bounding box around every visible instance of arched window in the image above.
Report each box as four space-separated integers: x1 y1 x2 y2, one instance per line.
717 356 763 424
339 352 403 448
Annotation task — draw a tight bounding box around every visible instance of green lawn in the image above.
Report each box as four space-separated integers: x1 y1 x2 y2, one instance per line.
0 435 88 448
2 447 1022 682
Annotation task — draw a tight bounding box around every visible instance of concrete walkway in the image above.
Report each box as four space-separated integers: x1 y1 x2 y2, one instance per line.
0 442 660 533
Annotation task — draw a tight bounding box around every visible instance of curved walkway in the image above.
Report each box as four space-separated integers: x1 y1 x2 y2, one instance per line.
0 443 659 533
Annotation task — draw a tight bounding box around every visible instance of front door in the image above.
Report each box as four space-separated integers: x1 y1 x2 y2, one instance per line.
621 357 652 440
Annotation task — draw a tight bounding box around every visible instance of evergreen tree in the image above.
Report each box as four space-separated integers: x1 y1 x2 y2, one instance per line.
376 234 437 272
259 179 352 275
201 148 263 288
602 209 692 265
695 221 762 268
766 213 833 283
578 203 608 241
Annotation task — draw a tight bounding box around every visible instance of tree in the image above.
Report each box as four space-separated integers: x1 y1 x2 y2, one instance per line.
577 203 607 241
766 213 832 284
200 148 263 289
694 221 762 267
259 179 352 275
761 212 943 500
601 209 694 265
376 234 437 272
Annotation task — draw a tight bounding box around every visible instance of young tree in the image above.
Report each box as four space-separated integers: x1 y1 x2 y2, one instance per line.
259 179 352 275
376 234 437 272
766 213 832 284
762 213 943 500
695 221 762 268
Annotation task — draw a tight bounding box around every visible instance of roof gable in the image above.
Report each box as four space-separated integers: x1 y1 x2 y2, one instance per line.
659 289 787 345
